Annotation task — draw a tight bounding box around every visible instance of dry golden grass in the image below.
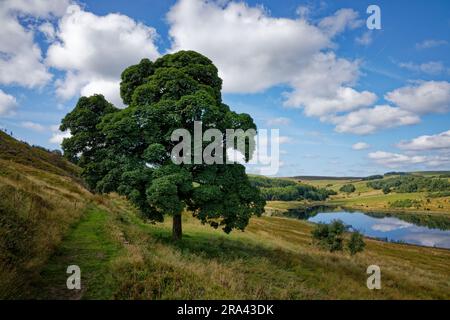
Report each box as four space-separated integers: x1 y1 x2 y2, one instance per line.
49 194 446 300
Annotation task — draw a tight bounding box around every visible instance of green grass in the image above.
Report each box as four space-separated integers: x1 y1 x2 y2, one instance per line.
34 207 123 299
328 191 450 215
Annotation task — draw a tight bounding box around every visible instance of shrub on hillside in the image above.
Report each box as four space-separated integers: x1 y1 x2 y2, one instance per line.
339 184 356 193
311 220 345 252
389 199 421 209
311 220 366 255
348 231 365 255
427 191 450 198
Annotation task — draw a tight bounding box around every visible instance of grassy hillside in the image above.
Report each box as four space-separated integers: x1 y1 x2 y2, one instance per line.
0 132 100 298
33 195 450 299
1 133 449 299
0 131 80 180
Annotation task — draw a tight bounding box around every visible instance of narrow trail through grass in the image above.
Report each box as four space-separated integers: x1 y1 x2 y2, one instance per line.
34 207 122 299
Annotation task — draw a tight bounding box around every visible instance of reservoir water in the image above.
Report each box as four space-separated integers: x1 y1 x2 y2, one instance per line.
286 207 450 249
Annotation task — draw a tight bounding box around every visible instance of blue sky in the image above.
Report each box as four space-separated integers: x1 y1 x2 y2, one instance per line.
0 0 449 176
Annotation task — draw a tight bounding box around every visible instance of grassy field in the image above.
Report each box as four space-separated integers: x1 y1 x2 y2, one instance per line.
1 132 449 299
329 192 450 213
296 174 450 215
27 194 450 299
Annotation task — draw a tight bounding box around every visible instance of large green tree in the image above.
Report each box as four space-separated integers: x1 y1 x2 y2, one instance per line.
60 51 265 240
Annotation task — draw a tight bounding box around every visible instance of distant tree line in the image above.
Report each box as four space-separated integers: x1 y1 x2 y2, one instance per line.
249 176 300 188
384 171 409 176
367 175 450 193
361 175 383 181
249 176 337 201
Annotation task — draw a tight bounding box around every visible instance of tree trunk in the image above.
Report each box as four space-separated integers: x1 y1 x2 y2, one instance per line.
172 213 182 241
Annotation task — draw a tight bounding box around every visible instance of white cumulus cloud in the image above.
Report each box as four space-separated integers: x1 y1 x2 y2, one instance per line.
0 89 18 116
0 0 68 88
21 121 46 132
167 0 378 128
352 142 370 150
168 0 331 93
397 130 450 151
368 151 450 168
49 128 71 145
368 151 427 167
80 80 123 108
2 0 70 17
330 105 420 135
38 21 56 41
284 52 377 117
318 8 363 37
385 81 450 114
46 4 160 106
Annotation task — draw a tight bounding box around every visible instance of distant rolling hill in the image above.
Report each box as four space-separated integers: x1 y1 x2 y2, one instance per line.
291 175 363 181
291 172 450 181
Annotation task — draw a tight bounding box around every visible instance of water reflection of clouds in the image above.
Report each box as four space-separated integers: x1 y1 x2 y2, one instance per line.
402 233 450 248
309 211 450 249
371 218 413 232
